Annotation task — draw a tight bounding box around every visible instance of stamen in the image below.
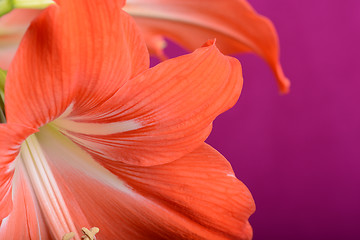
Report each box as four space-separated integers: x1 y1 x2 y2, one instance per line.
62 227 99 240
62 232 75 240
81 227 100 240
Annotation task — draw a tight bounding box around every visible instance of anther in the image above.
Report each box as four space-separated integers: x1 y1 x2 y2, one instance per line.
62 232 75 240
62 227 99 240
81 227 100 240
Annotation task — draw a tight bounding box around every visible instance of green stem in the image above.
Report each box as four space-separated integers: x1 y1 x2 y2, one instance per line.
0 0 54 17
13 0 54 9
0 0 14 17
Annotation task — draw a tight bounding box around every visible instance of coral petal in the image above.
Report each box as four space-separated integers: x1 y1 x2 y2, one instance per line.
37 127 255 239
5 0 149 127
112 143 256 239
55 43 242 166
0 162 51 239
0 123 37 220
124 0 290 92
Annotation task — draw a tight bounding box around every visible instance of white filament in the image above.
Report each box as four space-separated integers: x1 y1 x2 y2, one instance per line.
20 134 79 240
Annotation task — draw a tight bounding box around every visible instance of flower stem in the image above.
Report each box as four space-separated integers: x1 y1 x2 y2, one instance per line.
0 0 54 17
13 0 54 9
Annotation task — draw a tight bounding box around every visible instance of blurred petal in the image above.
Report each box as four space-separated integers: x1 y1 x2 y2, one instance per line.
5 0 149 128
0 9 42 69
37 126 255 240
124 0 290 92
53 42 243 166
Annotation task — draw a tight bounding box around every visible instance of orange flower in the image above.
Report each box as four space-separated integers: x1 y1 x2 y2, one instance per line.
0 0 254 239
0 0 289 93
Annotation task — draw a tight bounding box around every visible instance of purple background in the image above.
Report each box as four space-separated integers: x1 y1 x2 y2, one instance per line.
157 1 360 239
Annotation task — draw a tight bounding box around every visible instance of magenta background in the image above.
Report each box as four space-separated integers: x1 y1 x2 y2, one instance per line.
155 1 360 239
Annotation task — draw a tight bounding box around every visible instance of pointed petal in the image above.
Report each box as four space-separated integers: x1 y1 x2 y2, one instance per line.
0 123 37 220
112 143 255 239
37 127 255 239
5 0 149 128
54 42 243 166
0 161 51 239
124 0 290 93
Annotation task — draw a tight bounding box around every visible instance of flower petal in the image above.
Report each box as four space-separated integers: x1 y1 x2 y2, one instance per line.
0 123 37 220
124 0 290 93
111 143 255 239
37 127 255 239
54 42 243 166
5 0 149 128
0 9 42 69
0 161 51 239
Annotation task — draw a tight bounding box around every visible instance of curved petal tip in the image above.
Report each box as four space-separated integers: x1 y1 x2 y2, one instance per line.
274 63 290 94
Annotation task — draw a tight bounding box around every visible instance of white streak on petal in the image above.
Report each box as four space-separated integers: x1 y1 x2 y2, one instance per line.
52 118 142 135
56 102 74 120
227 173 237 178
37 126 135 196
0 215 9 232
5 154 19 173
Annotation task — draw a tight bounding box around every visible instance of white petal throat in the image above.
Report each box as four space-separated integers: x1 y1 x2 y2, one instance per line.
20 134 78 239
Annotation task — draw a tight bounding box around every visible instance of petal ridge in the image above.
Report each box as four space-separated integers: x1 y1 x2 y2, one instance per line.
55 43 243 167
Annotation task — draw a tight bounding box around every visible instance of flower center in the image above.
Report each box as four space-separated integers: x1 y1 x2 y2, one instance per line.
20 133 79 239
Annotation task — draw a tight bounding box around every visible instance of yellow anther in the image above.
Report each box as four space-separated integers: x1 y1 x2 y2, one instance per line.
61 227 99 240
62 232 75 240
81 227 100 240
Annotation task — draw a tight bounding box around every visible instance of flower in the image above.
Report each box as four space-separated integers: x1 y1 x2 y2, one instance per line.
0 0 255 239
0 0 289 93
